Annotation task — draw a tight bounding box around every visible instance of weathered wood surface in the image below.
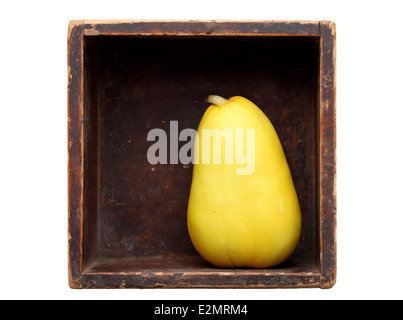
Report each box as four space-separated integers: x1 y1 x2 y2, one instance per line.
319 21 337 289
68 20 336 289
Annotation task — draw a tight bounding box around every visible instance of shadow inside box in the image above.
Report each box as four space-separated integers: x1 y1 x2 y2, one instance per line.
82 35 321 274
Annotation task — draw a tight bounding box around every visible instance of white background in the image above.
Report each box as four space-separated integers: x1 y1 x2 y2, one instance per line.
1 0 402 300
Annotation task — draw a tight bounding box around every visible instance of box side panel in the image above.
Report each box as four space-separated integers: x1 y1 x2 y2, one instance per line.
82 36 100 270
79 273 321 289
319 21 337 289
79 257 321 288
68 20 85 288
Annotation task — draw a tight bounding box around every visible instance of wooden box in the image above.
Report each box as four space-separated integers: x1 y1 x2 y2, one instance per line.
68 20 336 289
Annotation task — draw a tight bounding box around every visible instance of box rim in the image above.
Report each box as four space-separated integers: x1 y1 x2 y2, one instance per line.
318 21 337 289
79 19 322 37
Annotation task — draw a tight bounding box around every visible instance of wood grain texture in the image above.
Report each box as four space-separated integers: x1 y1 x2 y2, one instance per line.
82 20 321 36
319 21 337 289
68 20 84 288
68 20 336 289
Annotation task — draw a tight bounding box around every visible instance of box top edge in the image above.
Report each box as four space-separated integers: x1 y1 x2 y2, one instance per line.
81 20 322 37
82 19 322 25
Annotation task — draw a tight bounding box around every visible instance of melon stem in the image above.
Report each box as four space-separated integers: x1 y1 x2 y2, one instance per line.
207 95 228 106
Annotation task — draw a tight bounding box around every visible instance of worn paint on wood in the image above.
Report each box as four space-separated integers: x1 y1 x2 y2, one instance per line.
319 21 337 289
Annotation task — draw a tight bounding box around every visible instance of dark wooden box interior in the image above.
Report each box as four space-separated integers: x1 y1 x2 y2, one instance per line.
82 35 320 278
